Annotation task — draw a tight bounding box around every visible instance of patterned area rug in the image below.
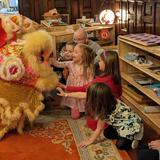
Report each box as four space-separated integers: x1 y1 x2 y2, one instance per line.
68 117 123 160
42 106 132 160
0 115 80 160
0 113 131 160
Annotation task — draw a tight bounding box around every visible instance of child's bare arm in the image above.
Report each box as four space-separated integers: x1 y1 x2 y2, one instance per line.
56 87 86 99
79 119 105 148
49 58 70 68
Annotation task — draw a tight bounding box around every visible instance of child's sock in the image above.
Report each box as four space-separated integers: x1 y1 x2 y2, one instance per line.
71 107 80 119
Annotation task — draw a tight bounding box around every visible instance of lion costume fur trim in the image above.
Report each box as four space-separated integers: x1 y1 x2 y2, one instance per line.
22 30 53 72
0 93 44 139
0 29 57 139
22 30 58 91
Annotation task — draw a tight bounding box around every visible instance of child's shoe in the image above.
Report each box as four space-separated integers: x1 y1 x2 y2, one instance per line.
71 107 80 119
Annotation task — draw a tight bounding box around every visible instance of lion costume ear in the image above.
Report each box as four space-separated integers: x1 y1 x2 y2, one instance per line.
0 18 7 48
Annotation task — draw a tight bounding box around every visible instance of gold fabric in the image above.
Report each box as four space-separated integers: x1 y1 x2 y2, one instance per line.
0 43 23 57
0 79 44 139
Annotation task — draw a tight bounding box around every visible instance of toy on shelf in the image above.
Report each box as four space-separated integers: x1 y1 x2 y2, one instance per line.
43 8 60 19
43 8 66 26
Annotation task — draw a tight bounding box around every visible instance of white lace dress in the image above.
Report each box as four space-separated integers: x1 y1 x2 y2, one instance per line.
54 60 94 112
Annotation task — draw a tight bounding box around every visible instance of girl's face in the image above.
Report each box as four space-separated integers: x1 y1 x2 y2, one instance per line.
66 44 74 53
72 45 83 63
61 44 74 60
98 58 105 71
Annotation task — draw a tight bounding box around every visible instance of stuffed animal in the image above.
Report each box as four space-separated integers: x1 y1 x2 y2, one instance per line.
0 14 58 139
43 8 60 20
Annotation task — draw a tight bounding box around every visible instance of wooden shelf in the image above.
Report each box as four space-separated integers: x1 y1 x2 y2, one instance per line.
121 72 160 105
97 39 113 46
119 37 160 58
120 57 160 81
84 24 114 32
121 92 160 134
119 35 160 137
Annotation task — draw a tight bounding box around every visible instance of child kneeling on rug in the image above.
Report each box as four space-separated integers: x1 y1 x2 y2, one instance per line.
79 82 143 150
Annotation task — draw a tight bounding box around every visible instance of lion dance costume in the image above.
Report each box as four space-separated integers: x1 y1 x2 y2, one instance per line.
0 14 58 139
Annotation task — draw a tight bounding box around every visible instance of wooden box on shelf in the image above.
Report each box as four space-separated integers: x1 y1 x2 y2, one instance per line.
76 18 116 46
118 35 160 134
84 24 115 46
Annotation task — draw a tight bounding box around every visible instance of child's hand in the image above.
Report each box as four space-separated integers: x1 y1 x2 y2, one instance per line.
57 82 66 89
148 140 160 150
78 139 93 148
49 57 56 65
56 87 65 97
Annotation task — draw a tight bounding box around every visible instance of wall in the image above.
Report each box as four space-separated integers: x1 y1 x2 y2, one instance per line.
118 0 160 35
18 0 100 23
18 0 160 36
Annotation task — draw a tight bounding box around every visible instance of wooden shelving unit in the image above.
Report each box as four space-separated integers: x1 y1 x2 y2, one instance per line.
120 57 160 81
76 19 115 46
121 92 160 134
118 35 160 135
121 72 160 105
42 23 115 58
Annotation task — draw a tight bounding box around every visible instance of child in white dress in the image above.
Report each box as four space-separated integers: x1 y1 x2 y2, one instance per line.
58 41 76 61
51 43 95 119
58 41 76 81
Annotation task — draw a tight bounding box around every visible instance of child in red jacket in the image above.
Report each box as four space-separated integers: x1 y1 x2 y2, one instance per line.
57 50 122 129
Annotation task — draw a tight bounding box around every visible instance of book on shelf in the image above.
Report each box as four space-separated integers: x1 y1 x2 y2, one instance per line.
122 33 160 46
123 85 150 104
144 106 160 113
147 83 160 97
148 66 160 75
129 73 157 85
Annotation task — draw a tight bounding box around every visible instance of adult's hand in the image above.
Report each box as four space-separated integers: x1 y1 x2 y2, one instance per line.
148 140 160 150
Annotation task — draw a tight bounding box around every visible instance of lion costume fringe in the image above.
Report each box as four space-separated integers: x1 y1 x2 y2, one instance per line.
0 15 58 139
